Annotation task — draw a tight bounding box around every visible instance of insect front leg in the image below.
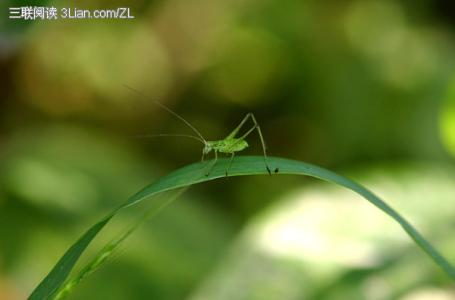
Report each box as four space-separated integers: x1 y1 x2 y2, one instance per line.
205 150 218 177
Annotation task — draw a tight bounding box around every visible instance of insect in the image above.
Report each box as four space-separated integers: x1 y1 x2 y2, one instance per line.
124 85 272 177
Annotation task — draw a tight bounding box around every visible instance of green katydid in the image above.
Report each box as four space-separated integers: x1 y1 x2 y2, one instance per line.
124 85 273 176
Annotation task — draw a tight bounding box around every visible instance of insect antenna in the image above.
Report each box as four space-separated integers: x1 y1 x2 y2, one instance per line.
136 134 205 144
123 84 207 143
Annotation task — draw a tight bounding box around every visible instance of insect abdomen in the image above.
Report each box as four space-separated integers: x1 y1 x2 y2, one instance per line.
229 139 248 152
212 139 248 153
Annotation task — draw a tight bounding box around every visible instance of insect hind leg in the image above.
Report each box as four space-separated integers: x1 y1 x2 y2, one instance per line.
228 113 272 175
249 114 271 175
226 113 272 175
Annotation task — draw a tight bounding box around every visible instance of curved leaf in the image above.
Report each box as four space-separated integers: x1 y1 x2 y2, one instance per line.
29 156 455 299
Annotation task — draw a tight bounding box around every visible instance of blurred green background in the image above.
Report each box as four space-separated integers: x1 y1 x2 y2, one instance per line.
1 0 455 299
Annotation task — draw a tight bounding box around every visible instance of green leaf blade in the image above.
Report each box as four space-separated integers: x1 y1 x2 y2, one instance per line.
28 156 455 299
29 217 113 300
